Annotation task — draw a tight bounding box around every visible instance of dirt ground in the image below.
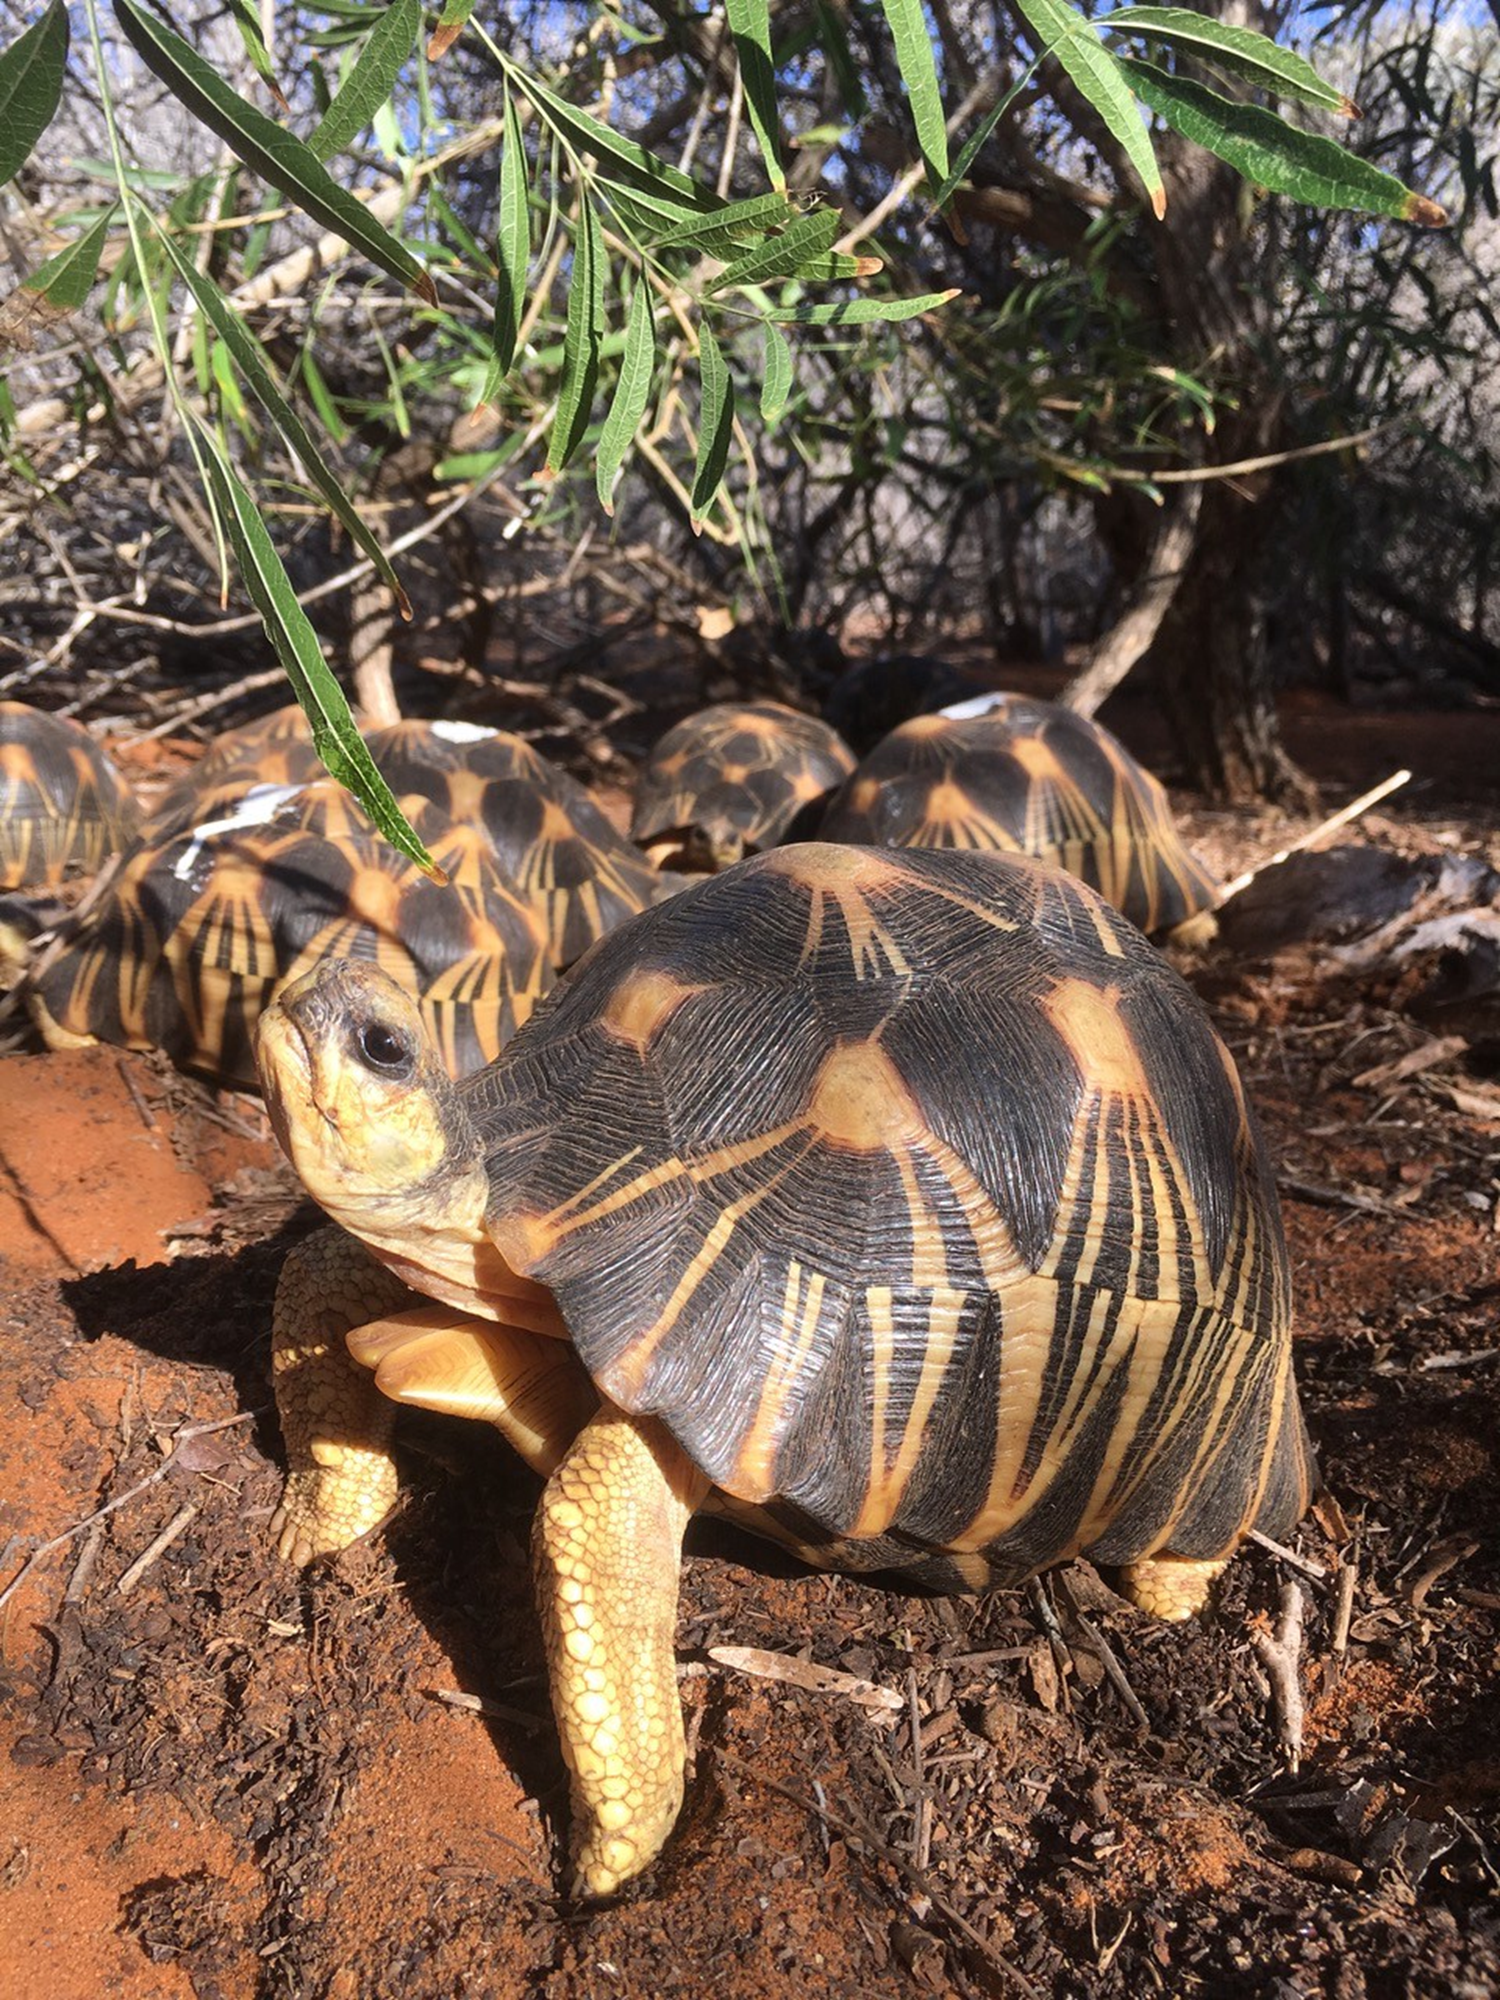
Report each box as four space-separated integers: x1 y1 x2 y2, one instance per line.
1 696 1498 2000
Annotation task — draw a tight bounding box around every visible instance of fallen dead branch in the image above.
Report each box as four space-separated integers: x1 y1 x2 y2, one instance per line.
1251 1582 1306 1773
1218 768 1412 905
708 1644 904 1713
115 1503 197 1595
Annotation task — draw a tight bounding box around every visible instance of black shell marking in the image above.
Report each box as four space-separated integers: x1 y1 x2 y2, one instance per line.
820 698 1218 936
33 780 553 1087
632 702 856 862
459 844 1309 1583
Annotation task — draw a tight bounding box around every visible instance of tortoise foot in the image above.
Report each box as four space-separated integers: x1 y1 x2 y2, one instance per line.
1116 1553 1226 1622
270 1447 399 1565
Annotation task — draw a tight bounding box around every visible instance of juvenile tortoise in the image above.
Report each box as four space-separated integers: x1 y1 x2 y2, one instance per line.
26 778 552 1088
820 693 1219 942
0 701 140 888
366 719 667 969
256 841 1312 1898
631 700 856 870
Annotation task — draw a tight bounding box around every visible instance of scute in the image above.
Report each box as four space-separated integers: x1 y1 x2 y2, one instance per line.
462 844 1309 1578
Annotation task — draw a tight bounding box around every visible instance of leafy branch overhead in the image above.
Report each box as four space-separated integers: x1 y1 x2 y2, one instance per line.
0 0 1452 849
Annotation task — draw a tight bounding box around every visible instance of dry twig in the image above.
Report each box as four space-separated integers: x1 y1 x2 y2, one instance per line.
1251 1582 1306 1772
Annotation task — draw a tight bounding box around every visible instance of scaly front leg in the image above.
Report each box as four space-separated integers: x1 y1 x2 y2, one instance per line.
534 1406 710 1898
269 1226 415 1563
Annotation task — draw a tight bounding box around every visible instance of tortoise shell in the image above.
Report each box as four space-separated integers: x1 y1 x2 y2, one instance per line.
31 779 553 1087
461 843 1310 1587
0 702 140 888
194 703 317 781
366 720 666 968
819 697 1218 938
631 702 856 870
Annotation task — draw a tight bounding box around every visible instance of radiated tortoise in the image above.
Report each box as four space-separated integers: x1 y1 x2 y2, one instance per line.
820 694 1219 941
256 841 1311 1898
24 778 552 1087
0 701 140 888
632 701 856 870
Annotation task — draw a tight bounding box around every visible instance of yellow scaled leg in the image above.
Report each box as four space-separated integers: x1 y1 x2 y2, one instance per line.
269 1227 415 1564
1115 1553 1227 1622
534 1407 709 1899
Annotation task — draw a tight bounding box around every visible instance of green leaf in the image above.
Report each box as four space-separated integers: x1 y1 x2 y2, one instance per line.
511 68 724 217
596 280 655 514
20 206 115 313
763 287 960 324
760 320 793 424
154 223 411 612
308 0 422 161
224 0 286 110
710 208 842 291
493 85 529 374
725 0 785 191
654 191 797 253
691 326 734 526
0 0 68 192
1121 59 1447 224
193 421 439 877
1103 7 1355 118
1011 0 1165 218
547 198 604 475
210 334 250 425
427 0 475 59
114 0 436 302
878 0 948 191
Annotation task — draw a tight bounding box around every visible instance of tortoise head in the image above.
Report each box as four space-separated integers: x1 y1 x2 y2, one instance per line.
256 960 488 1261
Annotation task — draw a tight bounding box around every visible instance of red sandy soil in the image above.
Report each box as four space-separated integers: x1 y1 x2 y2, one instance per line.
1 700 1497 1999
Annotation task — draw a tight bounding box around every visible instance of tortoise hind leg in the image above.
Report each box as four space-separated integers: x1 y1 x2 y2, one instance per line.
270 1227 414 1564
534 1406 710 1898
1113 1553 1227 1622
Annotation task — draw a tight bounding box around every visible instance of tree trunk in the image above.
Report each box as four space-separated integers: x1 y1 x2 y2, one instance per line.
1062 486 1202 718
1150 473 1315 804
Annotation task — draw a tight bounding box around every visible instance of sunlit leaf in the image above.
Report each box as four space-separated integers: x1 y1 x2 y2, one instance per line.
19 206 114 314
308 0 422 161
711 208 842 290
879 0 948 190
764 287 960 324
155 224 411 611
691 325 734 525
1011 0 1166 218
596 279 655 513
654 191 797 252
512 68 724 216
725 0 785 190
193 422 440 877
1122 59 1447 223
547 198 604 474
0 0 68 192
1104 7 1356 117
114 0 436 301
493 85 529 374
224 0 287 110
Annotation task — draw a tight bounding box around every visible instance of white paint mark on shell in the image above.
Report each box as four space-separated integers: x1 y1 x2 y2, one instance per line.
172 783 307 882
429 721 499 744
937 691 1014 721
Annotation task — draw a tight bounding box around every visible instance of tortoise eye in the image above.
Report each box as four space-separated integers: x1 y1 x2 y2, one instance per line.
357 1019 413 1074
